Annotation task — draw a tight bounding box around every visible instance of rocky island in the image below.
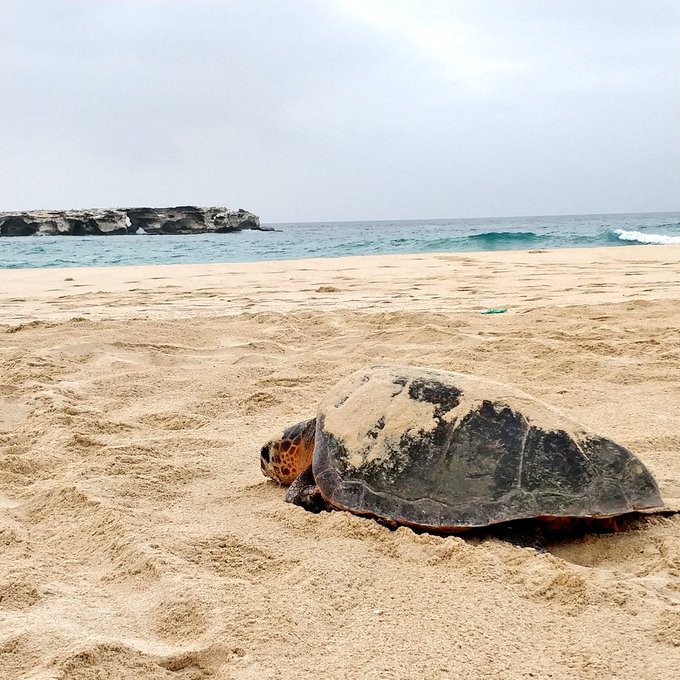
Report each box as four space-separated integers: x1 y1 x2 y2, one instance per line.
0 206 262 236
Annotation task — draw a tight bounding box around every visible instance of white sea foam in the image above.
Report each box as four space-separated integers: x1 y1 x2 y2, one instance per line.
614 229 680 245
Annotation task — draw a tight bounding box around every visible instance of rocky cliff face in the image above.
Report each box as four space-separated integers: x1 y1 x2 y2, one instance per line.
0 206 261 236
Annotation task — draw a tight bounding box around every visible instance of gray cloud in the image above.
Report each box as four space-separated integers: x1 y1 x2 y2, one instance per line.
1 0 678 221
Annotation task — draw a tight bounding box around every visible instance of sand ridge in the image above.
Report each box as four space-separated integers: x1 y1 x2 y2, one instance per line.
0 247 679 678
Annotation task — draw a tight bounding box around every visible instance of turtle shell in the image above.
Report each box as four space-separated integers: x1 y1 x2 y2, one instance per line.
312 366 663 531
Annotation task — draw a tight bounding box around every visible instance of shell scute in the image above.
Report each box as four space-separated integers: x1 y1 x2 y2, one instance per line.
522 428 594 495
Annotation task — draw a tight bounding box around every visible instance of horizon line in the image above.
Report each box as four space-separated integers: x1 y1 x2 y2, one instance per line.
264 208 680 225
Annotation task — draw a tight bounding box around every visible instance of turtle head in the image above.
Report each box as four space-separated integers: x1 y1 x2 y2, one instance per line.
260 417 317 485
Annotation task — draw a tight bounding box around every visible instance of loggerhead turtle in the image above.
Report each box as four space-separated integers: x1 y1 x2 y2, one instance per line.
260 366 664 532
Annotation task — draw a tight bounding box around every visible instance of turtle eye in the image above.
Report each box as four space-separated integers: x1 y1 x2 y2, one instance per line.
260 445 270 464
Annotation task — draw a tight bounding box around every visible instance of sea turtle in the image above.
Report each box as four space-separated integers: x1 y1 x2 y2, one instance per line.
259 365 664 532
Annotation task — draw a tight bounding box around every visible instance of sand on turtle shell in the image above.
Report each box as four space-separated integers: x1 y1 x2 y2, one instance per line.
0 244 679 679
319 365 592 471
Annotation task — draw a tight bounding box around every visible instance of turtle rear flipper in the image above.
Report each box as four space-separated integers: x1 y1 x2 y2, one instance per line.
286 465 327 513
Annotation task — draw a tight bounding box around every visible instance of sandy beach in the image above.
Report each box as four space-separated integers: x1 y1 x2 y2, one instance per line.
1 244 680 679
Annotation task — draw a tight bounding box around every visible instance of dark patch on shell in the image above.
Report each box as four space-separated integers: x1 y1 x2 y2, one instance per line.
334 394 350 408
366 416 385 440
407 377 462 418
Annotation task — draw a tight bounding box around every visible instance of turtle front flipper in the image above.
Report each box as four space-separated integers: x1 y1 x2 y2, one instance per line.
285 465 327 513
260 418 317 485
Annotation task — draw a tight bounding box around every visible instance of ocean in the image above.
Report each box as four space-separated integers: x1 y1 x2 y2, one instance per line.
1 211 678 270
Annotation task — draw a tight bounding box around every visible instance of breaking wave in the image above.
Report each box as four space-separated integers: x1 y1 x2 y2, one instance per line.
613 229 680 245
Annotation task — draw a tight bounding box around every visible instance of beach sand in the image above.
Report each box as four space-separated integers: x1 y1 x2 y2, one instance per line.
1 245 679 679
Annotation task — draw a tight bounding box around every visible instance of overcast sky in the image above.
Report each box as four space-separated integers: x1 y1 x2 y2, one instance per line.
1 1 678 222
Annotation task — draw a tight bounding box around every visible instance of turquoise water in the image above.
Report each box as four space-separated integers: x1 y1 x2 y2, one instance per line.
1 212 679 269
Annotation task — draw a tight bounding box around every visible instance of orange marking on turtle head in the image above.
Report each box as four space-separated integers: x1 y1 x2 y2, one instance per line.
260 418 317 485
